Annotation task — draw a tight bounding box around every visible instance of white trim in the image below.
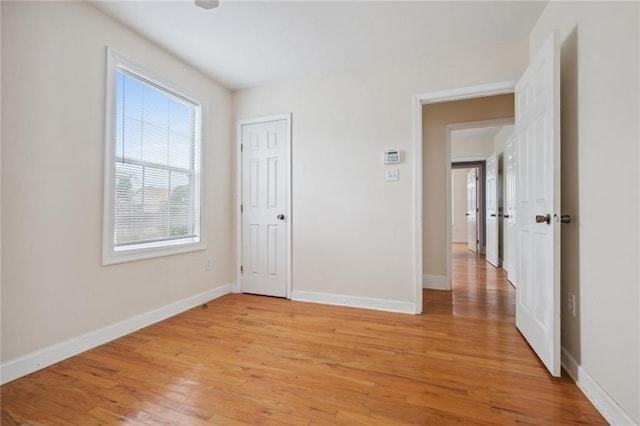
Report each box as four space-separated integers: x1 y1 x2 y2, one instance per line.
0 284 231 385
413 95 423 314
414 82 516 314
422 274 450 290
292 290 415 315
236 114 293 299
562 349 637 425
235 119 243 294
637 5 640 421
415 80 517 104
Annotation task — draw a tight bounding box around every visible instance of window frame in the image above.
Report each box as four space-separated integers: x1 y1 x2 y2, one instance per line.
102 48 206 265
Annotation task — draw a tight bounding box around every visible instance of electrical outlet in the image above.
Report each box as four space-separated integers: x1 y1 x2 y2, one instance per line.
205 258 213 270
567 292 576 317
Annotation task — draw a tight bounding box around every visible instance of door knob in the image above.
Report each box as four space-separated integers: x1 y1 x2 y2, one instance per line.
277 214 285 221
560 214 572 224
503 214 510 219
490 214 496 217
535 214 551 225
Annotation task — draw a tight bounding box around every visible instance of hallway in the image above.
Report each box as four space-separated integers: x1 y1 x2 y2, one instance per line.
424 243 515 322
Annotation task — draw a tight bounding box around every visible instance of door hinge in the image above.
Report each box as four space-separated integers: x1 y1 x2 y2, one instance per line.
240 204 243 213
240 266 243 274
477 239 480 244
240 144 243 152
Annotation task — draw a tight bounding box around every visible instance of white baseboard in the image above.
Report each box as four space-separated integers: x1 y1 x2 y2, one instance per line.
422 274 450 290
0 284 232 385
562 348 637 425
291 290 415 314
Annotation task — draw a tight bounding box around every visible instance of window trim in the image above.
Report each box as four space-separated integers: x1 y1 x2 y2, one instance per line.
102 47 206 265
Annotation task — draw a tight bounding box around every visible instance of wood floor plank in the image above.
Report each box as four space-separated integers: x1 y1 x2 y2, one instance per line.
1 244 606 424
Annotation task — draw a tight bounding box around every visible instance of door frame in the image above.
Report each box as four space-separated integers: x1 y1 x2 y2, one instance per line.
464 166 480 253
452 161 484 255
413 81 516 313
236 113 293 298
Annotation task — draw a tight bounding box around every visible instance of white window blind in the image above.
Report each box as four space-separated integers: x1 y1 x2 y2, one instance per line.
103 50 204 264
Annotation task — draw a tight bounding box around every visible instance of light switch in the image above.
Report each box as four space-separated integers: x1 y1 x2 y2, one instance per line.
385 168 399 182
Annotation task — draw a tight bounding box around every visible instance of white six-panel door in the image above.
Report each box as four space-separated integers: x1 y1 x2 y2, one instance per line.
485 153 499 267
504 132 517 284
466 169 478 252
240 117 290 298
514 31 561 377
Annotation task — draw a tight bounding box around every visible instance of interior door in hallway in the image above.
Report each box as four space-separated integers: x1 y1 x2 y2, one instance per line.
504 132 517 284
466 168 478 252
240 116 290 298
485 153 499 267
515 31 561 377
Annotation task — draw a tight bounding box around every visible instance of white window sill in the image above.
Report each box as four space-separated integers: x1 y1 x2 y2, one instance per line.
102 240 206 265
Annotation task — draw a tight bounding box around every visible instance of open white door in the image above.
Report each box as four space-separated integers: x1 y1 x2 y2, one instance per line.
514 31 561 377
485 153 499 267
504 132 517 283
240 116 291 298
466 169 478 252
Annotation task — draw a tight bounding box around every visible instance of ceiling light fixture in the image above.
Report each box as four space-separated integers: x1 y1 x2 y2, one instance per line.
195 0 219 9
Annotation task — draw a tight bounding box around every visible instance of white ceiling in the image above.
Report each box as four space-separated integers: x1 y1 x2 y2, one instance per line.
91 0 548 91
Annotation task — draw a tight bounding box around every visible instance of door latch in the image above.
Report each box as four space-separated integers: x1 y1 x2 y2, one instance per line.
535 214 551 225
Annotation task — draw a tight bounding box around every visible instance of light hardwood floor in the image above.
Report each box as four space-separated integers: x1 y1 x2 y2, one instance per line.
1 244 605 425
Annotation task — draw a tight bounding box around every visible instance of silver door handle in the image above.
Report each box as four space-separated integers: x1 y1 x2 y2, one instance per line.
277 214 285 221
535 214 551 224
490 214 496 217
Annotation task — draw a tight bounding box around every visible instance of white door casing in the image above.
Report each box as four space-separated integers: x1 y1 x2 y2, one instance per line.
504 132 517 283
467 169 478 253
239 116 291 298
486 153 499 267
514 31 561 377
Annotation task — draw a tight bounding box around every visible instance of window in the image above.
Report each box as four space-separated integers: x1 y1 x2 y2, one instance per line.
103 49 204 264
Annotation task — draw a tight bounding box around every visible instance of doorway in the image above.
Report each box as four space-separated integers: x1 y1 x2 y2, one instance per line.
451 161 484 252
419 93 514 297
451 166 477 248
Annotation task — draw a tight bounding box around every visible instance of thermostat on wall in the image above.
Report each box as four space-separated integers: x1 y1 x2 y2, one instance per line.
383 149 400 164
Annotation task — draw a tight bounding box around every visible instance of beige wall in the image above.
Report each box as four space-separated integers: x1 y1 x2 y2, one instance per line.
234 39 527 310
531 2 639 422
0 1 3 360
422 95 513 277
1 2 233 363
